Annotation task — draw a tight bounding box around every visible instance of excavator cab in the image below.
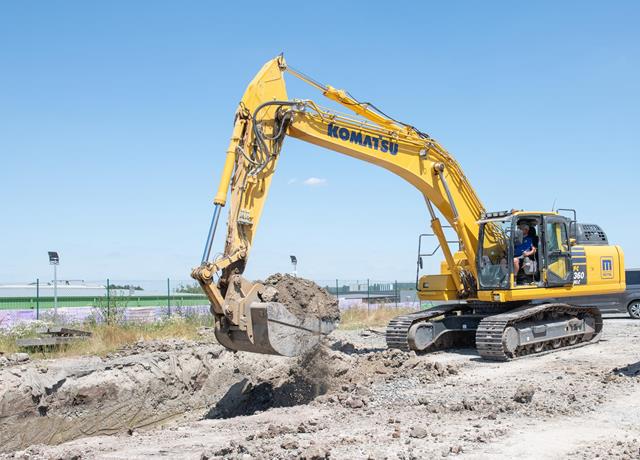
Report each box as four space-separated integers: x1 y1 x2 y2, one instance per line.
477 211 574 291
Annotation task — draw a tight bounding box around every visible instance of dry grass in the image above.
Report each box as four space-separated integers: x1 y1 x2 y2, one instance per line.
1 306 423 360
0 316 214 360
0 335 18 355
338 305 416 330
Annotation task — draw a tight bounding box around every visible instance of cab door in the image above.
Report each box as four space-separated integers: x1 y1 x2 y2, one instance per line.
543 217 573 287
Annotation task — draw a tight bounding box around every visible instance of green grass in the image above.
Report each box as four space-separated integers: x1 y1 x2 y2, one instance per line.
0 295 209 310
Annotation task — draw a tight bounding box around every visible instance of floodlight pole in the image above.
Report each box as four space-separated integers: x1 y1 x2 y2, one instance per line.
48 251 60 319
53 263 58 314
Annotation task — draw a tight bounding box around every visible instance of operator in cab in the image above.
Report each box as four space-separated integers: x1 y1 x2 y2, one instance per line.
514 223 536 280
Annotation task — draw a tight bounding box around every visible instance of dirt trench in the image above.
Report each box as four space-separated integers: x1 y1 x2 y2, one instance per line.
0 338 282 453
0 331 456 454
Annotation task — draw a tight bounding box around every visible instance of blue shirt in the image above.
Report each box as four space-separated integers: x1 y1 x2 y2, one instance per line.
514 236 533 257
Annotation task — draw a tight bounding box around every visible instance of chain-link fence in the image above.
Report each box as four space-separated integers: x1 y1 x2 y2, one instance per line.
0 279 209 328
0 279 207 310
317 279 421 309
0 278 421 329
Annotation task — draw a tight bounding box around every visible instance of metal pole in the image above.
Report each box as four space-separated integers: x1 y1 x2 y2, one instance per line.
167 278 171 316
367 278 370 315
53 264 58 315
201 204 222 264
106 278 110 324
36 278 40 320
395 280 398 308
335 279 339 301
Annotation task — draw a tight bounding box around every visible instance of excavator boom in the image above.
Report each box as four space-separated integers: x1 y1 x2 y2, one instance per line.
191 56 483 356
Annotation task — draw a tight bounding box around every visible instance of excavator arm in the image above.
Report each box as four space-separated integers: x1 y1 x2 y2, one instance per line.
192 56 487 356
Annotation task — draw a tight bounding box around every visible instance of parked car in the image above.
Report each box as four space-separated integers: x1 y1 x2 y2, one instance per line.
559 269 640 319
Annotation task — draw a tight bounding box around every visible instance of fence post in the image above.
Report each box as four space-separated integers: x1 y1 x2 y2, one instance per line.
106 278 110 324
167 278 171 317
367 278 370 315
395 280 398 308
36 278 40 320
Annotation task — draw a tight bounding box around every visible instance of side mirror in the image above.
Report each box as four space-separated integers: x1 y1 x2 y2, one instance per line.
418 256 423 270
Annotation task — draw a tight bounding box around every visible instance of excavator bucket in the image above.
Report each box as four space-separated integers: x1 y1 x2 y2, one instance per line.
207 275 340 357
214 301 337 357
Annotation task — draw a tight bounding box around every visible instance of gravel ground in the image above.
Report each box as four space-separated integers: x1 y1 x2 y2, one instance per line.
1 316 639 459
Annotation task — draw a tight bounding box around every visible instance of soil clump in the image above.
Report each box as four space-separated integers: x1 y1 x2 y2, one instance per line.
259 273 340 322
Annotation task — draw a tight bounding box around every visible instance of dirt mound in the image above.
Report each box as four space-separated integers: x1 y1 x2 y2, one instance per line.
259 273 340 322
206 337 460 419
568 438 640 459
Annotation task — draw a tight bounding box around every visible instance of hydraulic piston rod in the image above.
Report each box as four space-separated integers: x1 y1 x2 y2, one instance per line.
201 204 222 264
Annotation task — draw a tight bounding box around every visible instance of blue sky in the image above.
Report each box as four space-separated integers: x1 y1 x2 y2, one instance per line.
1 1 639 283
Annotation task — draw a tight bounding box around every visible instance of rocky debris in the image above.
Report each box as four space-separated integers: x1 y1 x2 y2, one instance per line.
259 273 340 322
111 338 200 357
568 438 640 459
259 424 295 439
0 352 30 368
201 440 251 459
331 339 356 354
344 396 365 409
299 446 331 459
512 384 536 403
280 439 299 450
212 337 464 418
6 445 86 460
259 285 279 302
409 426 428 439
9 353 30 363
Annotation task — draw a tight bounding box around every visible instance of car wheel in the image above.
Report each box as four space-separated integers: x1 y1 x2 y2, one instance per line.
628 301 640 319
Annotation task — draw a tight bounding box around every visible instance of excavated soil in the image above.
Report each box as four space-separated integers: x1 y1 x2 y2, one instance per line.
1 317 639 459
259 273 340 322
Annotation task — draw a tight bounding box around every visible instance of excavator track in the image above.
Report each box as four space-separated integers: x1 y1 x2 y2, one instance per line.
386 304 469 351
476 303 603 361
387 302 603 360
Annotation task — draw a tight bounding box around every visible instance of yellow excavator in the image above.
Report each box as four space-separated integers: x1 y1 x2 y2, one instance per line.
191 56 625 360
